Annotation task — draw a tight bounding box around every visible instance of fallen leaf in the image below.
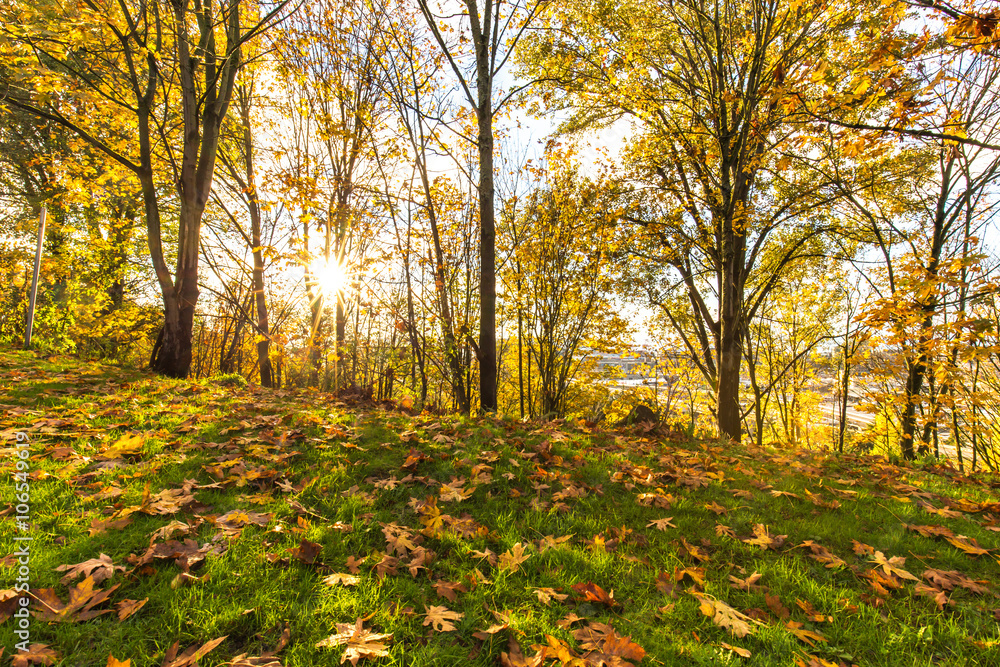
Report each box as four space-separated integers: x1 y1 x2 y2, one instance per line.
869 551 919 581
30 576 120 622
161 636 227 667
316 618 392 665
12 644 59 667
720 642 752 658
55 553 123 586
289 539 322 565
765 594 791 620
322 573 360 587
116 598 147 621
423 604 463 632
692 592 761 637
646 517 677 531
498 543 530 572
533 587 569 606
784 621 827 647
570 581 619 607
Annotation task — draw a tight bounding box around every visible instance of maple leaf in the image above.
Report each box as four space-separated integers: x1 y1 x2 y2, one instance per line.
374 553 399 579
742 524 787 551
11 644 59 667
498 543 530 572
715 524 738 539
107 656 131 667
679 537 711 562
160 636 227 667
672 566 706 586
316 618 392 664
55 553 123 585
423 604 463 632
289 539 322 565
31 576 120 622
571 581 619 607
922 569 991 594
323 573 360 587
914 582 950 610
945 535 991 556
500 638 543 667
798 541 846 569
100 432 145 461
765 594 791 620
704 501 729 515
795 599 832 623
533 587 569 605
345 555 365 574
729 572 765 593
534 634 583 665
692 592 761 638
903 523 955 539
720 642 752 658
148 521 194 544
784 621 828 647
439 478 474 502
851 540 875 556
116 598 147 621
433 580 468 602
655 571 679 596
869 551 920 581
227 623 290 666
646 517 677 531
537 533 574 552
406 546 433 577
89 515 133 536
573 622 646 666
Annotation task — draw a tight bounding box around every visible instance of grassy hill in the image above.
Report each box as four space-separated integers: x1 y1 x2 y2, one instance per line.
1 349 998 667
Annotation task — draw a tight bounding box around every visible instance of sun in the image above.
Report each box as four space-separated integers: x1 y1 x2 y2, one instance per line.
309 257 348 296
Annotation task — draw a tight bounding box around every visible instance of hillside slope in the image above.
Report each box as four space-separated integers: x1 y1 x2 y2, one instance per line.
1 350 998 666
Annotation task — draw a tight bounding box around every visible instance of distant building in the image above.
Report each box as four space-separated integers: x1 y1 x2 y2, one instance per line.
587 346 658 379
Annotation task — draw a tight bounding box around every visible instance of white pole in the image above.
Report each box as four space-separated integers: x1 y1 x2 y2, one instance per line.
24 203 47 349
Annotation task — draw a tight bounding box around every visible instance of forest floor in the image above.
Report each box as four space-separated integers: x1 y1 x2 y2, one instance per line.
1 349 999 667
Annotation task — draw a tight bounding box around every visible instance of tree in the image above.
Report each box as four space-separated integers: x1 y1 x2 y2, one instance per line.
415 0 545 412
842 50 1000 459
0 0 291 377
272 0 387 390
504 158 625 417
523 0 865 440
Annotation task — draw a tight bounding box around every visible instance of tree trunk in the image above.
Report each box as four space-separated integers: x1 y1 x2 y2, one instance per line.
476 102 497 413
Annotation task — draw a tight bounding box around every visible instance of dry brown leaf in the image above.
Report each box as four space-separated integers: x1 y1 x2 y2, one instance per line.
55 553 124 586
316 618 392 665
161 636 227 667
784 621 828 647
720 642 752 658
533 587 568 606
11 644 59 667
30 576 120 622
116 598 147 621
692 592 761 638
423 604 463 632
498 543 530 572
570 581 619 607
869 551 919 581
322 573 360 587
646 517 677 531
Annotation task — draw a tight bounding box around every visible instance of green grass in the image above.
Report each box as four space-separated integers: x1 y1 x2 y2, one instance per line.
1 348 999 666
